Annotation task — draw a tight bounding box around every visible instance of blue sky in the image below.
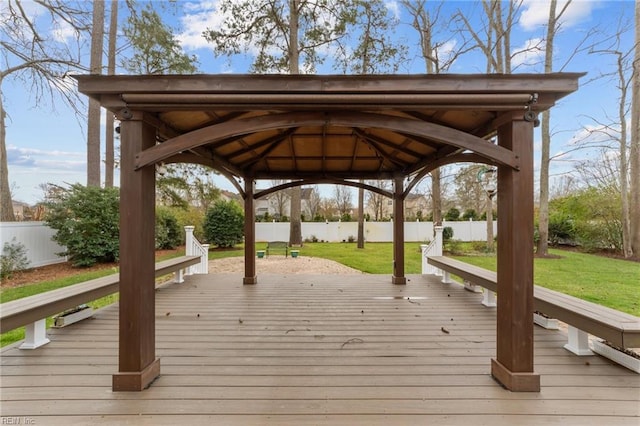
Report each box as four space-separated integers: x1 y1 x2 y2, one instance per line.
3 0 636 205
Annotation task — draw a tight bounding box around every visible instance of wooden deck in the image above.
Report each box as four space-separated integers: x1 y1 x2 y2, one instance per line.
1 272 639 425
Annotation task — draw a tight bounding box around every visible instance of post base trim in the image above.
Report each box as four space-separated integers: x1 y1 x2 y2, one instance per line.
491 358 540 392
113 358 160 392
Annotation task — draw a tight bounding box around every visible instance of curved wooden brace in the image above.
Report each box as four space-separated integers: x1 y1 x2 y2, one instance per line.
404 152 498 198
255 177 392 200
135 111 519 171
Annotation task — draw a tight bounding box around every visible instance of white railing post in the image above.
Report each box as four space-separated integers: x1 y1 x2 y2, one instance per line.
421 225 444 276
184 225 208 275
200 244 209 274
184 226 195 276
20 319 50 349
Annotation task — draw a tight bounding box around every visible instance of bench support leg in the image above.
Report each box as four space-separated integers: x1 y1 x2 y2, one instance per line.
482 290 497 307
464 280 483 293
19 319 50 349
441 270 451 284
174 269 184 284
564 326 593 356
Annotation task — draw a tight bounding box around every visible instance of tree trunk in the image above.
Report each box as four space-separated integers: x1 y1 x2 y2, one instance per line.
87 0 105 187
536 0 560 256
0 86 16 221
431 168 442 225
287 0 302 246
104 0 117 188
630 0 640 257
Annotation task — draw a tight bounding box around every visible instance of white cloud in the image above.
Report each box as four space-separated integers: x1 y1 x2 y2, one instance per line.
519 0 594 32
52 20 77 42
566 124 619 146
177 0 226 50
385 1 400 20
7 145 85 169
511 37 544 70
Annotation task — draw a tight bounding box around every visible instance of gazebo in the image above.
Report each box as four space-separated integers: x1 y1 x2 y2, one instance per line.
75 73 583 393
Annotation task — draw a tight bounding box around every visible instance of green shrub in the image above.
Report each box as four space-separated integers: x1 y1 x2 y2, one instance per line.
155 207 181 249
203 200 244 248
171 206 206 243
443 226 454 241
548 213 576 246
44 184 120 267
1 238 30 279
444 207 460 221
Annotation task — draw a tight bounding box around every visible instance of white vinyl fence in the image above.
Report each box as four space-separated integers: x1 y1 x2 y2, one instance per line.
255 220 497 243
0 222 66 268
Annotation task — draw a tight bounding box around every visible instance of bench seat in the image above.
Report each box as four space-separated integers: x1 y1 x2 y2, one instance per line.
427 256 640 350
266 241 289 257
0 255 200 334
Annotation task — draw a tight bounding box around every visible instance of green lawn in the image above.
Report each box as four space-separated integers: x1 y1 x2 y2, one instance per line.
451 249 639 316
2 243 638 347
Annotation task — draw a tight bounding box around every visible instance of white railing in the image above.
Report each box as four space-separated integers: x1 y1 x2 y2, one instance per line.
184 226 209 275
421 226 443 276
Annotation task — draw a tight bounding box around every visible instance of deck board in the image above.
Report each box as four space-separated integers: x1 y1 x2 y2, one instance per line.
1 272 639 425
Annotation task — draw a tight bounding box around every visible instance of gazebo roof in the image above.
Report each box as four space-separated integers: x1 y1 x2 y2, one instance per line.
75 73 582 186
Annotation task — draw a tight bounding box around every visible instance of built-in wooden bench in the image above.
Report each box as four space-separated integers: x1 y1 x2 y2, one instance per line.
0 255 200 349
427 256 640 372
266 241 289 257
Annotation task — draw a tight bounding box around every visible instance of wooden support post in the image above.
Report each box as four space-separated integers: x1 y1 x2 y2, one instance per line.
392 176 406 285
491 115 540 392
244 177 257 285
112 112 160 392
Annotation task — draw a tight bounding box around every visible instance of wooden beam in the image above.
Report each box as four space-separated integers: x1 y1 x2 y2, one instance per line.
244 177 257 285
135 112 519 171
491 117 540 392
112 112 159 392
392 176 406 285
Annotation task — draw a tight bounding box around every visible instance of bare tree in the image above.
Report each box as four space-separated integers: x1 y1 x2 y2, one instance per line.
87 0 105 187
305 185 322 220
586 16 635 257
455 0 528 74
104 0 118 188
339 0 405 247
0 0 90 220
630 1 640 257
204 0 354 246
537 0 573 256
365 180 390 221
269 179 291 220
334 185 353 218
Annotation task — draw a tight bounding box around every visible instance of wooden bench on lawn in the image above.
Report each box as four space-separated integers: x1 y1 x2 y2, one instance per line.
0 255 200 350
266 241 289 257
427 255 640 372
